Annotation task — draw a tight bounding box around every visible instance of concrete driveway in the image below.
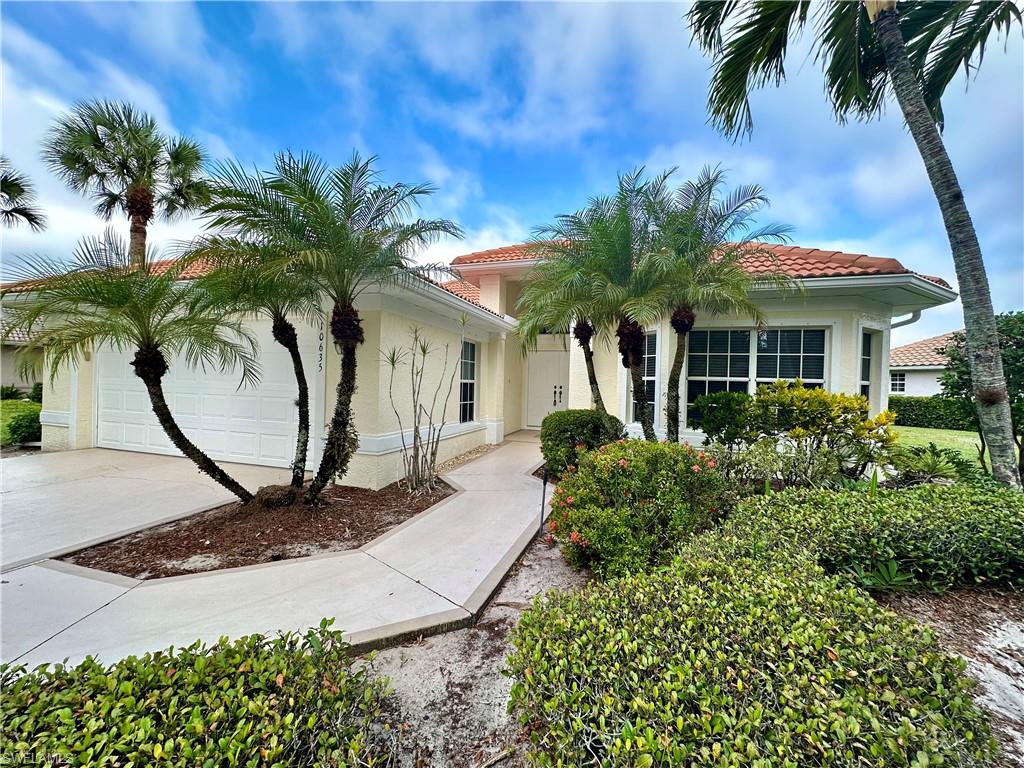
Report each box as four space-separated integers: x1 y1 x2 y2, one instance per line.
1 449 291 571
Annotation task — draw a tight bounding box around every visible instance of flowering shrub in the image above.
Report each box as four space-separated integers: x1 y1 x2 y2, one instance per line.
548 439 730 578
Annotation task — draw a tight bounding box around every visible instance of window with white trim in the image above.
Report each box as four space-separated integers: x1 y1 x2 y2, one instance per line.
756 329 826 388
459 341 477 423
860 331 873 399
890 371 906 393
685 330 750 425
631 332 657 423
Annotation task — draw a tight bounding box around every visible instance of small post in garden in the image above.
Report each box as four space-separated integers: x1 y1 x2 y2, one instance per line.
539 466 549 538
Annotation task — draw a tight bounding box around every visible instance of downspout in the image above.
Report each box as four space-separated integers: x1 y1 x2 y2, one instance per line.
890 310 922 330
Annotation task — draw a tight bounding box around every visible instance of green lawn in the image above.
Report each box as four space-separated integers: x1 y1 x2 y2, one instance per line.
892 424 983 463
0 399 41 446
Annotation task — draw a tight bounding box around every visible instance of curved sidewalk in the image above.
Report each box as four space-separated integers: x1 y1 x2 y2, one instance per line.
1 432 548 668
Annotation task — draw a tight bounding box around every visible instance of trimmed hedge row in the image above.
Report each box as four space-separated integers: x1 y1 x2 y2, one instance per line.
889 394 976 431
507 483 1024 766
0 621 396 766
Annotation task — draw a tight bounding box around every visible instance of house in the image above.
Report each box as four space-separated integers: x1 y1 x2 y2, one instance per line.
0 316 39 391
888 330 958 396
16 242 956 487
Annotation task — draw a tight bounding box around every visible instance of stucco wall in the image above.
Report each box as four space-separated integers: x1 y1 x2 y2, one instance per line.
1 345 37 389
891 368 943 397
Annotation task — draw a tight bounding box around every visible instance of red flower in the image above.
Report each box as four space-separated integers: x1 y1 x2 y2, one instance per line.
691 464 702 472
618 458 628 468
548 519 558 531
706 458 717 469
565 496 574 505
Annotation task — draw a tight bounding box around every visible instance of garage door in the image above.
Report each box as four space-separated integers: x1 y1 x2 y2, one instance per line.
96 317 324 468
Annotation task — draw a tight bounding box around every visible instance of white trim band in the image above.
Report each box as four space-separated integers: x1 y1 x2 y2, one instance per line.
39 409 71 428
355 421 486 456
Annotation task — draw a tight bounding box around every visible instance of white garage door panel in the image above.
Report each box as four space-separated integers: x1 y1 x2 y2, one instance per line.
96 318 322 468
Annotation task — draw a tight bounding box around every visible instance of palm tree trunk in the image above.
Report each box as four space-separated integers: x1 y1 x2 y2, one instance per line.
580 339 607 414
128 215 147 265
666 331 688 443
872 7 1021 488
629 362 656 441
305 303 362 503
617 318 656 441
132 346 253 502
272 313 309 489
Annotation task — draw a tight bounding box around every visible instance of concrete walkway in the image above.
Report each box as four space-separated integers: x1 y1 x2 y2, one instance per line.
1 433 548 667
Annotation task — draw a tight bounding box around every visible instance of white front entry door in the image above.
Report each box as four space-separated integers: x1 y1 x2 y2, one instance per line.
95 317 324 468
525 349 570 428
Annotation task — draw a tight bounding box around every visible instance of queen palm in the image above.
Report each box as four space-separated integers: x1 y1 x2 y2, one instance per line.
688 1 1021 487
187 231 321 490
42 100 210 265
1 156 46 231
2 231 259 502
204 151 461 502
648 167 794 442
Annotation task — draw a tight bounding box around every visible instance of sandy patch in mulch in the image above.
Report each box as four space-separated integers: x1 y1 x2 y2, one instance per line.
1 446 40 458
62 480 453 580
878 589 1024 766
370 536 589 768
437 444 496 473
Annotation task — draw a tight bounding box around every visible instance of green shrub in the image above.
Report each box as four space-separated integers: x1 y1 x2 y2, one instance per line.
0 385 23 400
548 440 729 578
507 551 995 767
706 436 843 491
539 409 624 478
890 442 983 487
0 621 397 766
691 390 749 447
0 400 41 446
889 394 976 431
28 382 42 404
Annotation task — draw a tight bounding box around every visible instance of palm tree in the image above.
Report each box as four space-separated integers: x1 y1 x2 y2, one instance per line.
1 156 46 231
688 0 1021 487
648 167 794 442
523 170 669 441
186 231 321 490
2 231 259 502
42 100 210 265
204 152 461 502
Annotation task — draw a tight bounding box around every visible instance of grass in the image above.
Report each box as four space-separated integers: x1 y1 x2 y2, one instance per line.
0 399 41 446
892 424 983 463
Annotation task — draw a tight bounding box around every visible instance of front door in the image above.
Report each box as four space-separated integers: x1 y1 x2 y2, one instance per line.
526 349 569 428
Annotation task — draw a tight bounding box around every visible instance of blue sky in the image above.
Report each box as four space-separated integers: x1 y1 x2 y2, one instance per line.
2 1 1021 344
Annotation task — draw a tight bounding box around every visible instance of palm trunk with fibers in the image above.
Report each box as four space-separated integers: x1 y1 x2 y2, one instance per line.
666 307 696 444
125 186 153 266
273 313 310 489
617 318 656 441
131 344 253 502
306 303 362 503
871 5 1021 488
573 319 607 414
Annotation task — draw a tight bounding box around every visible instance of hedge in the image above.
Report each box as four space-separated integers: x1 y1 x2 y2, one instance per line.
889 394 976 431
0 621 397 766
507 483 1022 766
0 400 41 447
539 409 624 478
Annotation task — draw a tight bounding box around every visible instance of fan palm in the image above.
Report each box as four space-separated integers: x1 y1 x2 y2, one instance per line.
1 156 46 231
186 231 321 490
2 231 259 502
204 151 461 502
688 0 1021 487
42 100 210 265
647 166 795 442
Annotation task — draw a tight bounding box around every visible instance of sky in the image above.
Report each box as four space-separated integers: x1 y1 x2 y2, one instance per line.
2 1 1022 345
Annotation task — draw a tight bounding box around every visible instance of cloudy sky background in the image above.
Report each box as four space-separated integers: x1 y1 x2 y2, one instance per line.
2 1 1021 345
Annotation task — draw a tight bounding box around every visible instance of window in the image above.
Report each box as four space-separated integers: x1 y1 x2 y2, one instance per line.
890 371 906 393
631 332 657 423
459 341 477 423
756 329 825 388
685 330 750 425
860 331 873 399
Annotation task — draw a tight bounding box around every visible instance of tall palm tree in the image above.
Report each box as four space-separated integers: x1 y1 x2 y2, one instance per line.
204 152 461 502
524 170 669 441
1 156 46 231
648 167 795 442
187 231 321 490
42 100 210 265
688 0 1021 487
2 231 259 502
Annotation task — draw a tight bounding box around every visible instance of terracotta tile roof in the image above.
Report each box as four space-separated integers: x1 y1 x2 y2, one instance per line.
449 241 952 288
439 279 481 304
890 330 959 368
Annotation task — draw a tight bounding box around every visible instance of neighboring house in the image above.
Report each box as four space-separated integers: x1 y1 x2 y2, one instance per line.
888 330 958 396
5 242 957 486
0 316 39 390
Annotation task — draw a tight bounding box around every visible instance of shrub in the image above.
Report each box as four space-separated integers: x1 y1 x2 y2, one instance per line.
691 390 749 447
0 385 23 400
28 382 42 404
890 442 983 487
539 409 624 478
548 440 729 578
889 394 976 431
706 436 842 491
0 621 397 766
507 552 995 767
1 400 41 446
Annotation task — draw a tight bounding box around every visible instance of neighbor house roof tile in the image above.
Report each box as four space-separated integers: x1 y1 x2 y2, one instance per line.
889 331 959 368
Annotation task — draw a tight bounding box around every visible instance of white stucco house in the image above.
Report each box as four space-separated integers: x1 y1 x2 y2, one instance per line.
18 242 956 488
888 330 957 396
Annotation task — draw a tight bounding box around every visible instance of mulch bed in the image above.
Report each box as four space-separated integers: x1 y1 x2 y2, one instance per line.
63 480 454 580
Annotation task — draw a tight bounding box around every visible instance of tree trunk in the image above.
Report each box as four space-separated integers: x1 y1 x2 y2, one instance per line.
132 346 253 502
128 215 147 265
305 303 362 503
629 362 656 441
573 319 607 414
125 186 153 266
872 8 1021 488
666 331 688 443
273 313 309 489
617 317 656 441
